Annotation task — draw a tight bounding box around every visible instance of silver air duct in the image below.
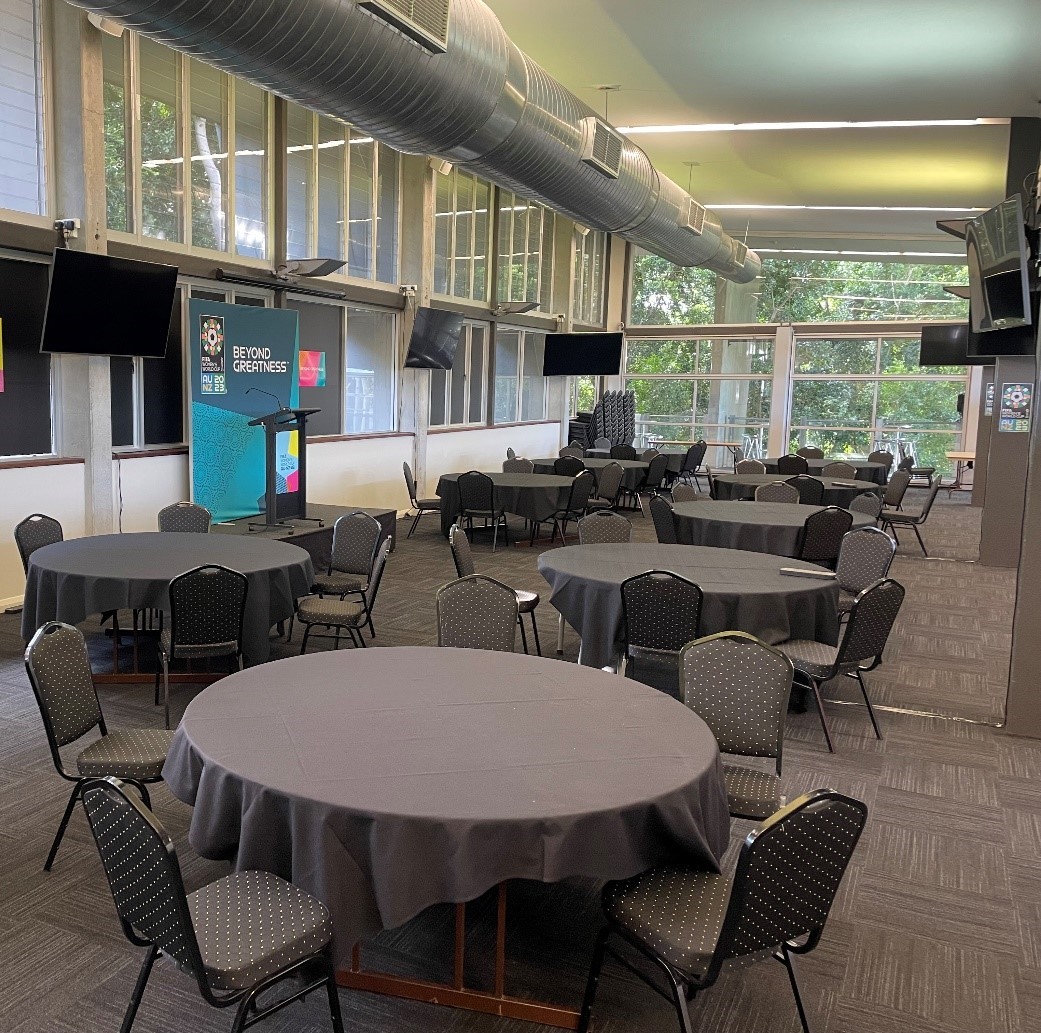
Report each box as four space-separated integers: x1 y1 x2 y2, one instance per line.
69 0 761 283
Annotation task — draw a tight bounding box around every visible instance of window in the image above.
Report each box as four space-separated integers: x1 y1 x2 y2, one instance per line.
629 247 716 325
433 167 491 301
0 0 47 217
497 192 554 310
429 322 488 427
285 104 400 282
573 228 607 325
494 328 546 424
568 376 598 418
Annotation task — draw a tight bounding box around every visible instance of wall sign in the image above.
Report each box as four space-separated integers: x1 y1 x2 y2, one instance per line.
998 382 1033 434
984 381 995 417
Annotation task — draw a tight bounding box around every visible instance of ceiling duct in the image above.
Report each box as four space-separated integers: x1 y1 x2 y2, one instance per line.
69 0 761 282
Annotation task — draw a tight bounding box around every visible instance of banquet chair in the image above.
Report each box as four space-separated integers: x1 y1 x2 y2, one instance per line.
296 537 391 654
675 440 708 491
621 570 703 696
457 470 510 551
449 524 540 655
586 461 626 512
559 444 586 458
436 575 518 652
796 446 824 459
158 501 211 533
849 491 883 521
649 495 679 544
881 468 911 510
640 448 660 462
880 479 941 556
610 444 638 461
25 622 173 872
554 454 586 476
592 436 612 450
403 461 441 538
80 777 345 1033
755 481 799 503
638 452 671 501
779 578 905 751
157 565 248 729
680 631 794 819
786 474 825 506
532 470 596 544
578 790 867 1033
577 510 633 545
776 453 809 475
735 458 766 474
14 512 64 572
502 457 535 473
821 461 857 479
506 447 517 460
868 449 894 474
670 482 700 503
796 507 853 568
313 511 382 597
836 527 896 613
898 445 936 487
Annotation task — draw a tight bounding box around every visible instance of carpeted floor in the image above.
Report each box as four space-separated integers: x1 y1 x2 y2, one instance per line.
1 487 1036 1033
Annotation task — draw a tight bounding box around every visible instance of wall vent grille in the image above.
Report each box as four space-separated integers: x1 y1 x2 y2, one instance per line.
579 116 624 179
359 0 451 53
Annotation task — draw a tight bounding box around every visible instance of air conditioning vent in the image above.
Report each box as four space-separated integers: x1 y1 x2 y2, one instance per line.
679 198 706 235
359 0 451 54
579 116 624 179
733 241 749 266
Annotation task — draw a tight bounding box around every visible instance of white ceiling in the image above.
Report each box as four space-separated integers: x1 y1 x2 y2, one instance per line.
484 0 1041 258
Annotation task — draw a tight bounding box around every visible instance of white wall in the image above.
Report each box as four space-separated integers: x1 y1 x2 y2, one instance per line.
112 454 191 532
425 422 563 488
0 462 87 606
307 434 415 511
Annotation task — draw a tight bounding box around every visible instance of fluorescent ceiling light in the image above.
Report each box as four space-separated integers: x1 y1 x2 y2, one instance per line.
616 118 1006 134
756 248 966 257
704 204 987 213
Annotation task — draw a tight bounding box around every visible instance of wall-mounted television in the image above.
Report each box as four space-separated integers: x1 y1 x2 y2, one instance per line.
39 248 177 358
542 332 623 376
403 307 463 369
965 196 1033 333
919 323 995 366
968 294 1039 358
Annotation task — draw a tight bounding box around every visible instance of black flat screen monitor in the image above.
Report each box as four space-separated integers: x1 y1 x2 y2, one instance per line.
39 248 177 357
403 307 463 370
965 196 1033 333
543 332 623 376
919 324 994 366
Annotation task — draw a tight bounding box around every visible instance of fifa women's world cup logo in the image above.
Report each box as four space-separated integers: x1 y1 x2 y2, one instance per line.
199 315 227 395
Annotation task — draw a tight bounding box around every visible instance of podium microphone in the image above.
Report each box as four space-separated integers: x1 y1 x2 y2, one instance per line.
246 387 288 411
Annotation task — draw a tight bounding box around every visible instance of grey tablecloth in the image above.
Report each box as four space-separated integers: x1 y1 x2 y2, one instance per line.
539 543 840 668
531 457 648 489
21 533 313 663
586 448 687 475
436 471 574 535
673 501 875 557
163 646 730 964
713 473 880 508
762 458 889 485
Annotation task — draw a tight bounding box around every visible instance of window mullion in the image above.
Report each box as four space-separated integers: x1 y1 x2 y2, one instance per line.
181 53 191 248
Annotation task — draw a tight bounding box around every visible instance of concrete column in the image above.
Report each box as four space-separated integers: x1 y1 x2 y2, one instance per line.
49 2 113 535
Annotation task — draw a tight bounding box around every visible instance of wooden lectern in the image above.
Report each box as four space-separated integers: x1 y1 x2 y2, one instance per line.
246 408 321 531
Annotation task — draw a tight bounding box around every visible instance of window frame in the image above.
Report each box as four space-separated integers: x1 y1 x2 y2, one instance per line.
432 166 493 303
572 227 607 327
496 190 555 311
493 325 547 426
428 320 489 429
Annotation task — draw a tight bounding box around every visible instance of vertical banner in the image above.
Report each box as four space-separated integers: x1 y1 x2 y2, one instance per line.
998 382 1033 434
188 300 300 521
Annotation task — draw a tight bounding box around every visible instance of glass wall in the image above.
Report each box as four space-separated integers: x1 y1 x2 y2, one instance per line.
433 167 491 301
429 322 488 427
345 306 397 433
492 328 546 425
572 228 607 326
497 192 554 310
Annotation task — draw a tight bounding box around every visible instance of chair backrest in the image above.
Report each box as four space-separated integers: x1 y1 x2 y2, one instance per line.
849 492 883 519
25 623 104 767
776 454 809 475
592 437 612 450
436 575 518 651
506 447 516 460
836 526 896 595
157 502 211 534
448 523 476 577
595 461 625 504
14 513 63 574
731 447 745 465
797 506 853 563
554 454 586 476
362 537 391 612
822 461 857 479
640 448 659 462
564 469 597 514
868 449 894 470
457 470 495 514
330 510 382 576
755 480 799 503
621 570 703 655
914 479 942 522
786 474 825 506
883 468 911 506
897 455 914 472
836 577 905 667
735 459 766 474
610 444 638 461
559 445 585 458
577 510 632 544
713 791 867 968
671 482 700 503
680 631 794 764
796 446 824 459
502 457 534 473
681 440 707 473
168 565 248 651
649 495 678 544
643 452 670 489
81 777 207 985
402 461 420 506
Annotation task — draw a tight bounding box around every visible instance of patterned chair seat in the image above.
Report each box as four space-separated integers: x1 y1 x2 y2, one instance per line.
515 589 539 613
76 728 173 779
602 866 733 977
779 639 842 679
414 497 441 511
312 571 365 596
187 870 334 991
160 629 239 660
296 594 366 627
722 764 781 820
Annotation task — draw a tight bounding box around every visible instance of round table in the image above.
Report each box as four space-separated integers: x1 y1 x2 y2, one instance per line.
762 458 889 485
713 473 880 507
586 448 687 475
21 533 314 663
531 456 648 489
162 646 730 964
435 471 574 536
673 500 875 556
539 543 840 669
